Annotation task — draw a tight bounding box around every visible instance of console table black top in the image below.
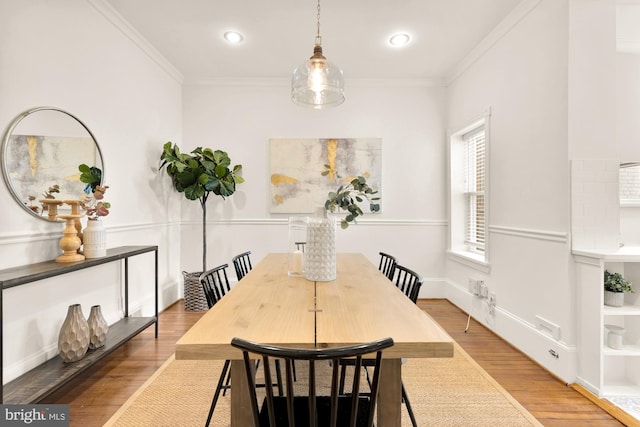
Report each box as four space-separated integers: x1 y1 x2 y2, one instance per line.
0 245 158 290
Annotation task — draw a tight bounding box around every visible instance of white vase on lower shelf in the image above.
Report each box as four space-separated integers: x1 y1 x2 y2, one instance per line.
83 219 107 258
87 305 109 350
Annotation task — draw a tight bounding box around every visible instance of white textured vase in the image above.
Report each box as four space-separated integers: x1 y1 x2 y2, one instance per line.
87 305 109 350
305 208 336 282
604 290 624 307
83 219 107 258
58 304 90 363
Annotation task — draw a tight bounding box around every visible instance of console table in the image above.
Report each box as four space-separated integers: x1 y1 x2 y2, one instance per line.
0 245 158 403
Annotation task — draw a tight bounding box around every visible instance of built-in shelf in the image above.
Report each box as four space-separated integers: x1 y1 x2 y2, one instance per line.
604 305 640 316
603 346 640 356
0 245 159 404
573 246 640 261
574 248 640 398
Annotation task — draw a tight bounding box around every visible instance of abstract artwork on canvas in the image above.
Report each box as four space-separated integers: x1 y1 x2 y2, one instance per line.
270 138 382 214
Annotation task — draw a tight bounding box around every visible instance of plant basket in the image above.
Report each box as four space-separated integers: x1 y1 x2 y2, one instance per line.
604 290 624 307
183 271 208 311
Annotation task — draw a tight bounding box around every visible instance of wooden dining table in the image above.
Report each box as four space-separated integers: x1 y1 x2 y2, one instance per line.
175 253 454 426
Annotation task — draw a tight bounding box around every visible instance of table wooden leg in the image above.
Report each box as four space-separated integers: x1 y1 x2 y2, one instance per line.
378 358 402 427
230 359 255 427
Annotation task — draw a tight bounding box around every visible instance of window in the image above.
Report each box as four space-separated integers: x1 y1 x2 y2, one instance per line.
464 127 485 253
448 112 489 269
620 162 640 205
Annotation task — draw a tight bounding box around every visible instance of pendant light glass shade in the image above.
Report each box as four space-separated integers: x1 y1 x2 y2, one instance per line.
292 45 345 109
291 0 345 109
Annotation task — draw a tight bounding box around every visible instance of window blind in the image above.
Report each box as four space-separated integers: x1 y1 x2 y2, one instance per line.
464 127 485 252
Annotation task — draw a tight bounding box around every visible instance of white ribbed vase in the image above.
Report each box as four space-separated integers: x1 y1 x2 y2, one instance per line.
83 219 106 258
305 208 336 282
604 290 624 307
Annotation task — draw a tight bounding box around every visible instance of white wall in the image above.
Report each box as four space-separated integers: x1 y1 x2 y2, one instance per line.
446 0 576 380
181 82 449 287
0 0 182 382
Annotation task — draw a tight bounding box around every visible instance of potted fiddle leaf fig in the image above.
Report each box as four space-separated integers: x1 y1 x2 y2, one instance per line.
159 142 244 272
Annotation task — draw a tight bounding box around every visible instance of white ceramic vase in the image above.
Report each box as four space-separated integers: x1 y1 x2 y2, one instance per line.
87 305 109 350
305 208 336 282
58 304 90 363
83 219 107 258
604 290 624 307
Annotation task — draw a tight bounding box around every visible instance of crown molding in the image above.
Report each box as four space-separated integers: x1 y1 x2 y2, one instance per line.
185 77 445 88
446 0 542 86
86 0 184 84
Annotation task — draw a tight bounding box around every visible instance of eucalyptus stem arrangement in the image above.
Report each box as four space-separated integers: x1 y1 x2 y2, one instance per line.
322 164 380 229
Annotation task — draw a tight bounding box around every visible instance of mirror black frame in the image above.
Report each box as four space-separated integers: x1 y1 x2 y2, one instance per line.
1 106 104 222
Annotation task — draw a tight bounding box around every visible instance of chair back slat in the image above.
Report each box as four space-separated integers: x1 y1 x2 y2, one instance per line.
231 337 394 427
199 264 231 309
378 252 397 280
232 251 253 280
350 355 363 427
392 264 424 303
261 356 276 427
242 351 262 427
329 361 340 427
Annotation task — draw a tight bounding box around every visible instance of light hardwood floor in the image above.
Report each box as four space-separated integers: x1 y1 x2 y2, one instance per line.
42 299 627 426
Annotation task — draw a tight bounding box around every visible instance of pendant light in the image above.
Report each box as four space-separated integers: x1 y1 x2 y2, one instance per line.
291 0 345 109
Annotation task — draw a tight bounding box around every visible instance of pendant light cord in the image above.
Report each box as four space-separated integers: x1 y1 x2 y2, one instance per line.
315 0 322 46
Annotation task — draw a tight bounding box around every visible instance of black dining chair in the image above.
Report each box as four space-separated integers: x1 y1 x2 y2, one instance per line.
378 252 397 280
200 263 232 309
391 264 423 304
232 251 253 280
200 264 283 427
231 336 394 427
338 263 423 427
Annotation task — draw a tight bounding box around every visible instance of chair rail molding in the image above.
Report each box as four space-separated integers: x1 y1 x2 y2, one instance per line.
489 225 569 243
181 218 448 227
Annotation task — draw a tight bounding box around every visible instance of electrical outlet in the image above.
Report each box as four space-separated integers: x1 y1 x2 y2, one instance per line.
488 292 496 306
480 282 488 298
468 278 477 294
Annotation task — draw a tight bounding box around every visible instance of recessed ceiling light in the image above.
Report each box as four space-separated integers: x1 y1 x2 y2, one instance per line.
224 31 243 43
389 33 410 47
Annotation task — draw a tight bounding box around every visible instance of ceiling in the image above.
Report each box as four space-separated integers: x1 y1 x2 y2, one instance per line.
103 0 525 83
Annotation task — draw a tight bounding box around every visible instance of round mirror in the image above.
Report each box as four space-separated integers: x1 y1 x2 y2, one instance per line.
1 107 104 221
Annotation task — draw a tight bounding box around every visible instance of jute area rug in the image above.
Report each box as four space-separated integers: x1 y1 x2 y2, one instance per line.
104 342 542 427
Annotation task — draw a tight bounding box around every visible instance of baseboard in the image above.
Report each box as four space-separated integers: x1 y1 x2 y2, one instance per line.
440 279 577 383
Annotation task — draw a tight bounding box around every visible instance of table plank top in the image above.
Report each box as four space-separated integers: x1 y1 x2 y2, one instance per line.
176 253 453 360
316 253 453 358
